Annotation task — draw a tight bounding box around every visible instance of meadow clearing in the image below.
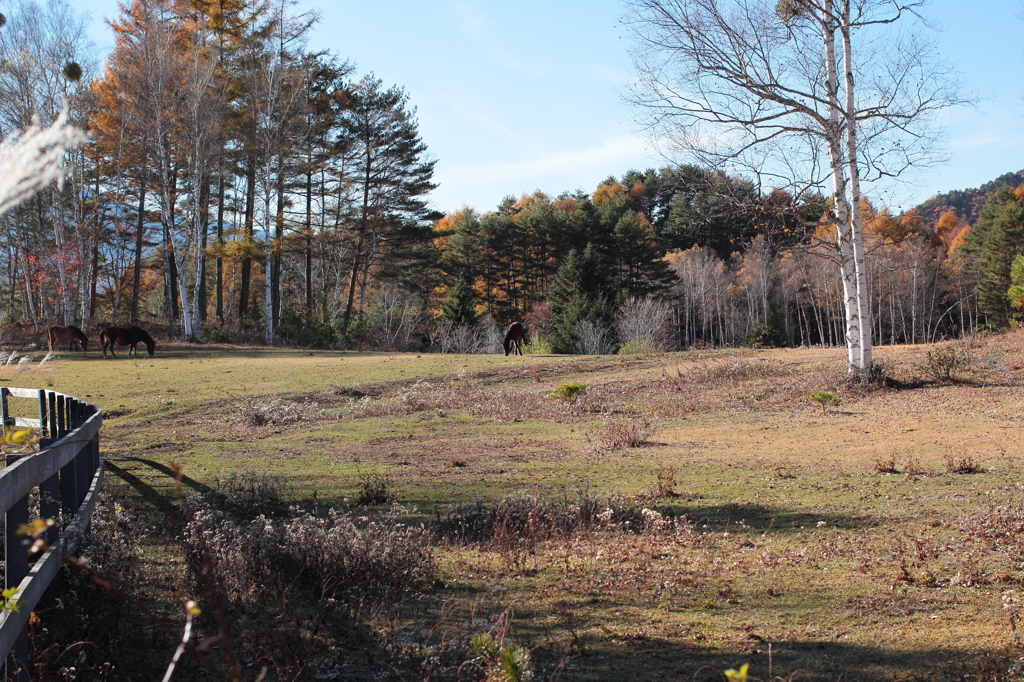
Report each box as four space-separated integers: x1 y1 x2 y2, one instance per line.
6 333 1024 681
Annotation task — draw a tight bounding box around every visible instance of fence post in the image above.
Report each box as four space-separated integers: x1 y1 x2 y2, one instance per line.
5 451 29 682
38 439 59 547
37 390 47 440
56 395 65 435
0 388 8 441
47 392 56 439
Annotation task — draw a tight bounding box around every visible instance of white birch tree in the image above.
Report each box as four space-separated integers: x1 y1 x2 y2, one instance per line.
624 0 965 379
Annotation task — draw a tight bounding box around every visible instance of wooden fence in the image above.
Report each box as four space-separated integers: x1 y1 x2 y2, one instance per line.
0 388 102 675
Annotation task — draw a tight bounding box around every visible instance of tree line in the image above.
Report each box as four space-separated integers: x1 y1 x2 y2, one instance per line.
0 0 1019 355
0 0 437 346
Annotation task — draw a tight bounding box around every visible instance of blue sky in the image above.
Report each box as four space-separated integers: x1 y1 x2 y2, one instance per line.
82 0 1023 215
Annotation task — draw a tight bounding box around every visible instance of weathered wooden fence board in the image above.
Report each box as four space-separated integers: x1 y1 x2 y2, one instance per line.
0 388 103 672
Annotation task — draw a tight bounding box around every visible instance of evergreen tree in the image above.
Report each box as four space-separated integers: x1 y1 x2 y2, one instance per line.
612 210 676 297
547 244 617 353
441 275 479 325
962 185 1024 326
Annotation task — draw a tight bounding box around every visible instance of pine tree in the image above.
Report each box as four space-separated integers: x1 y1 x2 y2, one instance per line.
962 186 1024 326
441 275 478 325
547 245 617 353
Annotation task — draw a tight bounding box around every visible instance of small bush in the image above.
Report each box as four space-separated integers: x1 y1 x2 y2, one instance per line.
574 320 616 355
521 334 551 354
808 390 840 415
215 472 289 519
435 492 713 552
356 473 397 506
618 339 655 356
551 381 587 404
873 458 899 474
920 341 978 383
683 359 791 383
274 309 336 348
344 380 450 418
945 454 982 474
233 396 308 427
904 456 925 476
600 414 657 448
654 466 681 498
185 483 433 603
617 297 670 353
744 304 787 348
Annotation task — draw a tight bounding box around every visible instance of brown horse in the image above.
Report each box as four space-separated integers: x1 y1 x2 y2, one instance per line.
48 325 88 352
502 322 524 356
100 325 156 358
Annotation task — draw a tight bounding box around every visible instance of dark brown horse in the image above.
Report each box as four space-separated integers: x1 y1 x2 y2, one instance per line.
48 324 88 352
502 322 524 356
100 325 156 358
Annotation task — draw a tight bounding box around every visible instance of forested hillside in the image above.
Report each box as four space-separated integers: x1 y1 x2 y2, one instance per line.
916 170 1024 228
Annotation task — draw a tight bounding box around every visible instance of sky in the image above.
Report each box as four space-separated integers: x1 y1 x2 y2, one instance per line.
79 0 1024 216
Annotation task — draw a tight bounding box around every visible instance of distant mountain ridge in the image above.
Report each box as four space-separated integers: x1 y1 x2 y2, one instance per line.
916 170 1024 228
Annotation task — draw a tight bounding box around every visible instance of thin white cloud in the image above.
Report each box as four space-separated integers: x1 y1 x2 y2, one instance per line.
453 1 487 37
444 136 654 186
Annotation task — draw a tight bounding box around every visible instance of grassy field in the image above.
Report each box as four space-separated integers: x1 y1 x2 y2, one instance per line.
10 334 1024 681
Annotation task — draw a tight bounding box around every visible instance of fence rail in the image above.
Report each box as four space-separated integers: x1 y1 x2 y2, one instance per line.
0 388 102 675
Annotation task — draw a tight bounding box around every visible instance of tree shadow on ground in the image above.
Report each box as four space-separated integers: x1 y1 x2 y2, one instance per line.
529 633 1012 682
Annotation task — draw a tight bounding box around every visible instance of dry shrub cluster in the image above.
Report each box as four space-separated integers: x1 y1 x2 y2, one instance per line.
184 474 434 603
29 493 152 679
343 376 590 424
435 492 709 570
467 387 548 423
919 340 981 383
597 413 658 449
945 454 982 474
343 379 462 419
233 396 310 427
356 473 397 506
956 504 1024 553
679 358 794 383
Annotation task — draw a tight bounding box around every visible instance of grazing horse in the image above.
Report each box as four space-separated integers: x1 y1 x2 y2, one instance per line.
48 325 89 352
100 325 156 358
502 322 524 356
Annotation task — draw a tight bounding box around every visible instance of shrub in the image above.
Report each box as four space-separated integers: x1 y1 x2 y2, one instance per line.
436 321 487 354
617 338 654 355
654 466 681 498
356 473 397 506
919 340 978 383
873 458 899 474
945 454 982 474
435 491 712 551
521 334 551 354
233 396 308 427
574 319 616 355
274 309 336 348
744 304 788 348
364 284 424 351
551 381 587 404
214 472 289 519
600 414 657 448
184 486 432 603
617 297 670 353
682 359 791 383
808 390 840 415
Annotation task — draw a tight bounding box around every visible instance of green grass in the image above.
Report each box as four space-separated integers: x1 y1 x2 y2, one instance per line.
15 338 1024 680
